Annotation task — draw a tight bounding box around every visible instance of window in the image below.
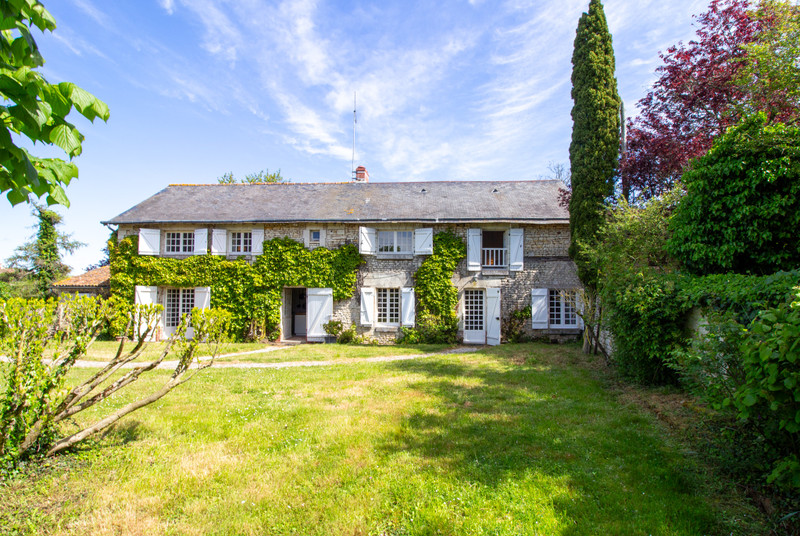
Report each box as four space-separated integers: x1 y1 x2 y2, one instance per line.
165 232 194 253
310 229 321 244
230 231 252 253
377 230 413 254
376 288 400 324
165 288 195 328
549 290 578 327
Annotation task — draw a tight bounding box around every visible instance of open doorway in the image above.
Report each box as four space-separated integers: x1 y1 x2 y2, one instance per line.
281 287 307 341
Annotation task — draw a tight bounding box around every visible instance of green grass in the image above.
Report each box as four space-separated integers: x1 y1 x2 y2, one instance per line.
81 341 452 363
1 343 764 535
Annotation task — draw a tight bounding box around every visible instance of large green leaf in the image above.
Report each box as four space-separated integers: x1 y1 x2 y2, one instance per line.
48 123 82 156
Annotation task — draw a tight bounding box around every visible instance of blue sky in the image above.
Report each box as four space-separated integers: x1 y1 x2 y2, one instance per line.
1 0 709 273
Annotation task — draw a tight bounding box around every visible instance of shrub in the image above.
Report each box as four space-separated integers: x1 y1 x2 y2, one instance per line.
502 306 531 343
400 312 458 345
323 320 363 344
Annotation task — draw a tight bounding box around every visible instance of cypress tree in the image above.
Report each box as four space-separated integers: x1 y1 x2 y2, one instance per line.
568 0 621 286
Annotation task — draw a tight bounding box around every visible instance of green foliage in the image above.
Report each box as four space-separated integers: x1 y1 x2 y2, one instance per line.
323 320 364 344
502 306 531 343
0 0 110 206
667 114 800 275
732 289 800 490
568 0 621 287
401 231 465 344
217 169 287 184
110 235 363 341
400 312 459 345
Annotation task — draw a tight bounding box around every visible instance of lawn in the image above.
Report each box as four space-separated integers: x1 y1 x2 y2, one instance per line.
81 341 452 364
1 343 763 535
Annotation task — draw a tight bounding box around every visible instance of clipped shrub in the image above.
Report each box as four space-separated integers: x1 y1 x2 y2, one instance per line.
323 320 363 344
502 306 531 343
400 312 458 345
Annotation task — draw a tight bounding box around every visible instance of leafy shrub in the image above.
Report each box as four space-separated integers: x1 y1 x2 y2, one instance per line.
502 306 531 343
400 312 458 345
732 289 800 490
323 320 363 344
667 114 800 275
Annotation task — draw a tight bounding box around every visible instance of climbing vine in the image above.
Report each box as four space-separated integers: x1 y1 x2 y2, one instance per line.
110 235 363 340
401 231 465 344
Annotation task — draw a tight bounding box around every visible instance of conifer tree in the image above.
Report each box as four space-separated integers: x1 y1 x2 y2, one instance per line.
568 0 621 287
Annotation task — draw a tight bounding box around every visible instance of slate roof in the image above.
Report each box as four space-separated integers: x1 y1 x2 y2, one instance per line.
103 180 568 225
52 265 111 289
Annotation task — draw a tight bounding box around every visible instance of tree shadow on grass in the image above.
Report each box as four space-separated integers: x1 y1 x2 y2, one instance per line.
378 345 726 535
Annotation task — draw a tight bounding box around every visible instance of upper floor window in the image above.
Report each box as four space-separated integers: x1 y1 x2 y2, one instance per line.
310 229 321 244
378 230 413 254
165 232 194 254
230 231 252 253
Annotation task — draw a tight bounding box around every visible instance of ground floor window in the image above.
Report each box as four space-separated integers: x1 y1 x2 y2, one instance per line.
376 288 400 324
230 231 252 253
165 288 195 327
549 289 578 327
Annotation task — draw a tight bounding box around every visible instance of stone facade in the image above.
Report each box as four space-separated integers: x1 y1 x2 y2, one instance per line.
118 221 582 344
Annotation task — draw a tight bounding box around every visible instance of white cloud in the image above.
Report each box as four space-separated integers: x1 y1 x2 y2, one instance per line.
160 0 176 15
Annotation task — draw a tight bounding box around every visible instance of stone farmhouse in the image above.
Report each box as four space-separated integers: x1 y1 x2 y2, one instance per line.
103 173 582 345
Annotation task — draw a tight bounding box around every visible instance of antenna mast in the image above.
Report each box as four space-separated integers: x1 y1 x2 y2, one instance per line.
351 92 357 180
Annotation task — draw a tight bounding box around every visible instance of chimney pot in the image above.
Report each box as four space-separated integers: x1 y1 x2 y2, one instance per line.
354 166 369 182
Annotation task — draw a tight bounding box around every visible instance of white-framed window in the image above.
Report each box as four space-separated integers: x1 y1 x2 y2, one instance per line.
309 229 321 244
549 289 578 327
165 232 195 254
378 230 413 254
165 288 195 328
376 288 400 324
230 231 252 253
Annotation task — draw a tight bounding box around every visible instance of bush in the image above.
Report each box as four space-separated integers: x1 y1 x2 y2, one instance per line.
667 114 800 275
323 320 363 344
732 288 800 490
400 313 458 345
502 306 531 343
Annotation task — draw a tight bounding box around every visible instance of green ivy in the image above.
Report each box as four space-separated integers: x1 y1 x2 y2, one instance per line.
110 235 363 340
401 231 465 344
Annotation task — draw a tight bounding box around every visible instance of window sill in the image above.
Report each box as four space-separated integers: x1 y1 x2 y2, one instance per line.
374 325 400 332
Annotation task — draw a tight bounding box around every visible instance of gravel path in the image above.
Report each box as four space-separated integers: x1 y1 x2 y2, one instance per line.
3 346 480 371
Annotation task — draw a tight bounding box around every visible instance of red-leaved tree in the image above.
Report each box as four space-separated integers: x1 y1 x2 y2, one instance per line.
620 0 759 200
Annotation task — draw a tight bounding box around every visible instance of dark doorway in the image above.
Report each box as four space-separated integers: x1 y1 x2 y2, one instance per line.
292 288 307 336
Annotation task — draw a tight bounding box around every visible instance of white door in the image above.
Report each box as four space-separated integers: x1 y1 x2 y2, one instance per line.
307 288 333 342
486 288 501 346
463 289 485 344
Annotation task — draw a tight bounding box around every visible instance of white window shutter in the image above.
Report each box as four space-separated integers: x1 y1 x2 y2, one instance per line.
319 229 327 247
303 229 310 247
134 285 158 305
211 229 226 255
401 287 415 327
509 228 524 271
531 288 548 329
194 229 208 255
486 288 501 346
414 228 433 255
252 228 264 255
360 287 375 326
138 229 160 256
194 287 211 309
467 229 481 271
359 226 377 255
307 288 333 341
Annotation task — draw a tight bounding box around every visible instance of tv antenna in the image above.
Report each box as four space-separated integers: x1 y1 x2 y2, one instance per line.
351 92 357 180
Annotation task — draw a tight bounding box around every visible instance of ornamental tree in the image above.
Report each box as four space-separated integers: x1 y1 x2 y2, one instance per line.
666 114 800 275
0 1 110 207
568 0 621 286
620 0 800 201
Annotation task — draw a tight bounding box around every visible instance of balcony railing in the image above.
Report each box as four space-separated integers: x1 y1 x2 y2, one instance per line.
482 248 508 268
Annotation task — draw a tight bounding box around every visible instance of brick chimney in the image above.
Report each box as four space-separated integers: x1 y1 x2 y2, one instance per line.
354 165 369 182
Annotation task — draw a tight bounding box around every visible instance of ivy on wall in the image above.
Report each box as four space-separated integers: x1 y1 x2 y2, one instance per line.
110 235 363 340
401 231 465 344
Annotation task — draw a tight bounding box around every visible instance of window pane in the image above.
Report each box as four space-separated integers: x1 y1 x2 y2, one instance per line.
165 232 181 253
396 231 412 253
181 288 195 324
166 288 180 327
310 230 321 242
378 231 394 252
464 290 484 330
549 290 562 325
377 288 400 323
564 291 577 325
182 232 194 253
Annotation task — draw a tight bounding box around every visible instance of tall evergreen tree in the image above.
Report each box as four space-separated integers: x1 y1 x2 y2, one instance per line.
568 0 621 287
